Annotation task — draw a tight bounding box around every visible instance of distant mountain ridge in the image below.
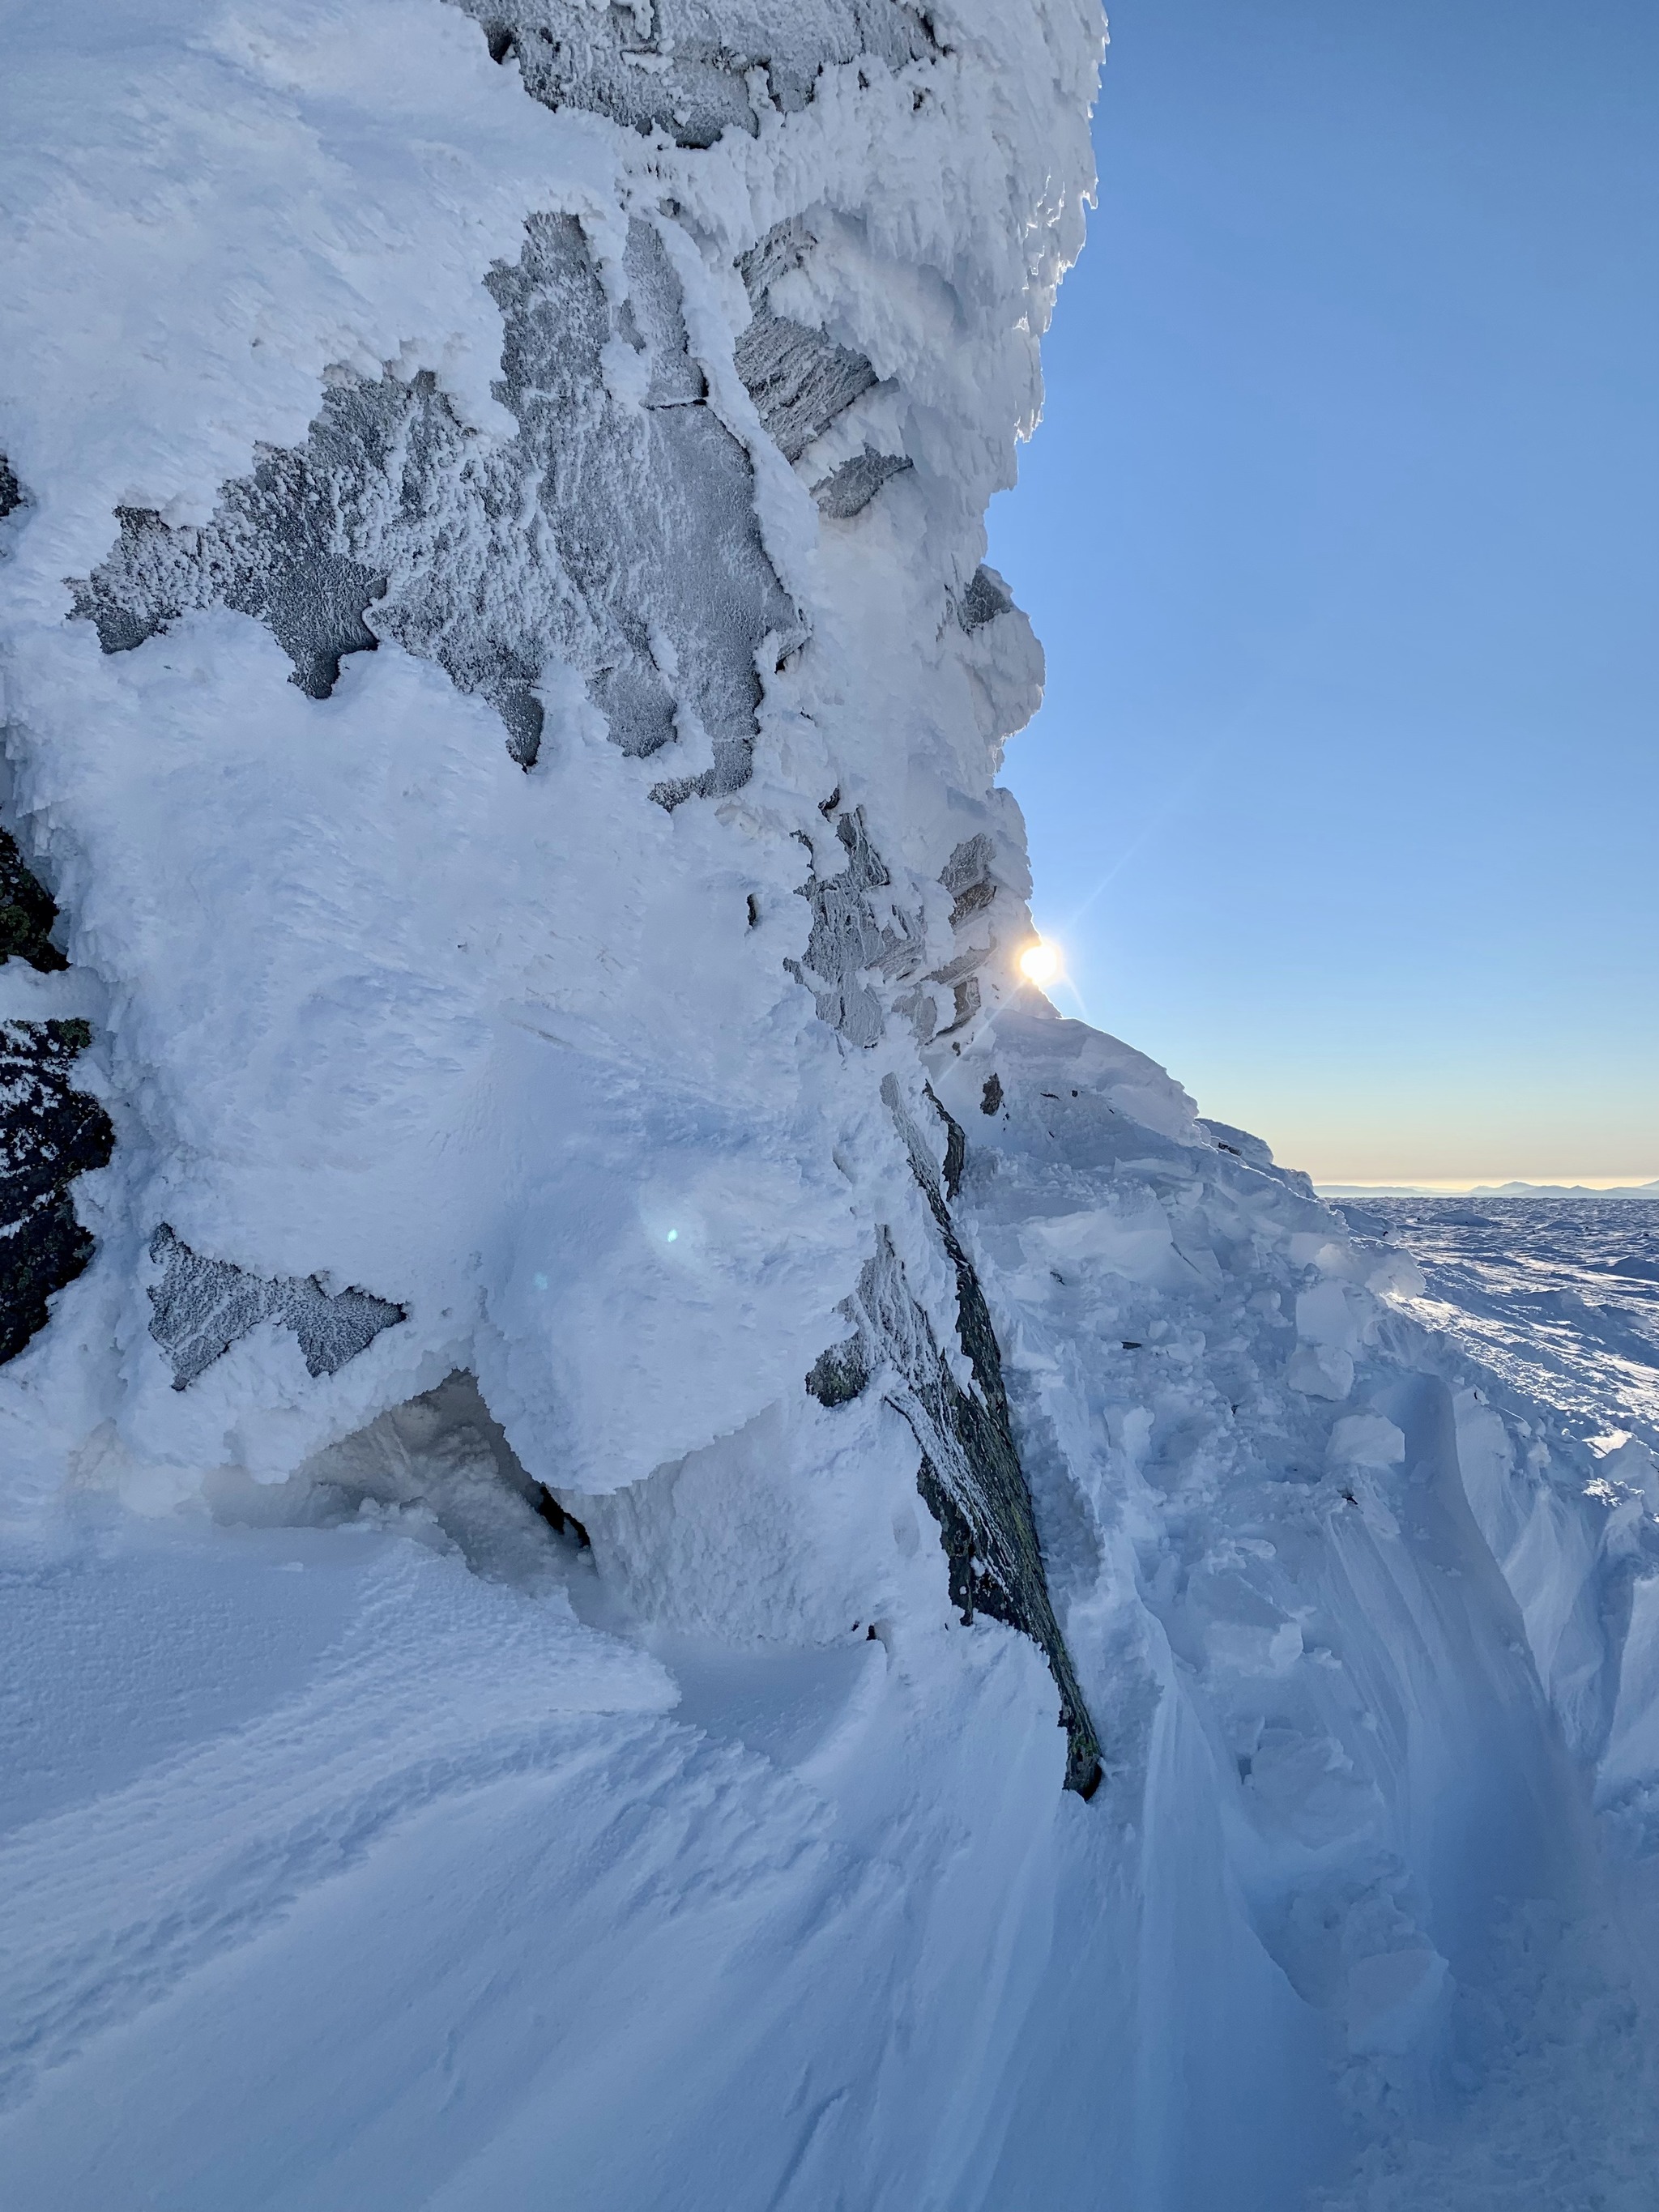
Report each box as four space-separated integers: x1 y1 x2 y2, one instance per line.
1320 1180 1659 1200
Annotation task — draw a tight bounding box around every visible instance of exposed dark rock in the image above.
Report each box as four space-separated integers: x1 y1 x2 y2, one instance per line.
0 829 68 973
844 1208 1102 1797
534 1481 592 1546
74 216 796 794
805 1331 870 1407
147 1224 405 1389
0 1018 115 1364
979 1071 1003 1117
0 455 22 519
926 1082 966 1200
453 0 939 147
957 563 1013 631
812 447 911 518
804 1070 1102 1793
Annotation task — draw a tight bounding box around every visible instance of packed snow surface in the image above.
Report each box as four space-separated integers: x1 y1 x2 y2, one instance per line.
1345 1196 1659 1460
1 1 1657 2206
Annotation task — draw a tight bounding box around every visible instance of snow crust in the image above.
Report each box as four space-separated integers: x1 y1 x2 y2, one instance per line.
2 1 1657 2203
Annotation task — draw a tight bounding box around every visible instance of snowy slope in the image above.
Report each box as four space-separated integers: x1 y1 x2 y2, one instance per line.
2 2 1657 2205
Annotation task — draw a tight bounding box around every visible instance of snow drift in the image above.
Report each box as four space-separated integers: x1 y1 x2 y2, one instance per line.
1 2 1656 2204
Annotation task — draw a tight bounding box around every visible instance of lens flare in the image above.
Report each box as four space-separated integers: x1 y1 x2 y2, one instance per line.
1018 939 1061 987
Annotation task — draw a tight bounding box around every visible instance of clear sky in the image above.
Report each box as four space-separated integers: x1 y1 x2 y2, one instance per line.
988 0 1658 1189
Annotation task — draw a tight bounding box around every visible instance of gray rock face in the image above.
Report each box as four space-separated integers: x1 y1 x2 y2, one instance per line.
811 447 911 518
453 0 939 147
736 219 882 469
73 215 796 793
147 1225 405 1390
787 807 924 1050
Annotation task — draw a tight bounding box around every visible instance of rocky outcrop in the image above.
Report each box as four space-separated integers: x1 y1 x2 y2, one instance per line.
0 1016 115 1366
452 0 940 147
0 825 114 1366
147 1225 405 1389
73 216 795 790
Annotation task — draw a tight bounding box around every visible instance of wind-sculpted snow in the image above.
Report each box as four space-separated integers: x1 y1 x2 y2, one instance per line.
1351 1196 1659 1457
5 0 1659 2206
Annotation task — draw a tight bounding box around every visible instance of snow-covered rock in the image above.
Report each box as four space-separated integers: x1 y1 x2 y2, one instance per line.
1 2 1656 2205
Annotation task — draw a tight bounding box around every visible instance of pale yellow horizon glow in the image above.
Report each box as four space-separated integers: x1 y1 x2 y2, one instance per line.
1314 1174 1657 1192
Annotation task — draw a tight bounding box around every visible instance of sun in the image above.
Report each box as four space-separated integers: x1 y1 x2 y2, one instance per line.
1018 938 1061 987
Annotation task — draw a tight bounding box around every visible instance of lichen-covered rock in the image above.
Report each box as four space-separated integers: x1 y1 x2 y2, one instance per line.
0 829 67 974
0 1017 114 1365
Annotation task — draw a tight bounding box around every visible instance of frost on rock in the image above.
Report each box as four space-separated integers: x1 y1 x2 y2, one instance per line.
147 1225 405 1390
787 807 923 1048
812 446 912 518
956 564 1015 632
736 219 882 471
454 0 940 147
73 216 795 791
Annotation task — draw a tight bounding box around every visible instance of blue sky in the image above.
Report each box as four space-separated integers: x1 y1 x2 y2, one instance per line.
988 0 1658 1188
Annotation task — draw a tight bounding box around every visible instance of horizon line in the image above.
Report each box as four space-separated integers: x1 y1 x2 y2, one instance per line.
1314 1176 1659 1195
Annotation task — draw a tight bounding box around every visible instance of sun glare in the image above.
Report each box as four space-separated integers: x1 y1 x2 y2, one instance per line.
1018 939 1061 987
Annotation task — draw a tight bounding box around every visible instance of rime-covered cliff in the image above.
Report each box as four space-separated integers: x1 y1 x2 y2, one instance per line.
1 5 1656 2206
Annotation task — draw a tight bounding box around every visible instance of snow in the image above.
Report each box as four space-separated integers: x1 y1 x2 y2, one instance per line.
2 1 1657 2204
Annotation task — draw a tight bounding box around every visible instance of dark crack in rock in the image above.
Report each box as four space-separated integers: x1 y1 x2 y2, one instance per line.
890 1081 1101 1794
147 1224 405 1390
806 1070 1103 1794
812 447 911 518
74 215 796 795
0 1018 115 1365
0 829 68 973
455 0 939 148
736 221 879 464
957 563 1013 631
787 807 924 1047
830 1213 1101 1795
